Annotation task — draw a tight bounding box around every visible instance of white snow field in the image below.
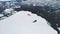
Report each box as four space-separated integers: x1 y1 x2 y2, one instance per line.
0 11 57 34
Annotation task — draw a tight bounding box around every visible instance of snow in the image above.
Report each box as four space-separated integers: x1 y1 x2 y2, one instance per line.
0 11 57 34
21 0 60 9
0 14 4 17
0 0 11 1
4 8 14 13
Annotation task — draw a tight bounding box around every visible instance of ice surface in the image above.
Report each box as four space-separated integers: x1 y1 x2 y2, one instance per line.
0 11 57 34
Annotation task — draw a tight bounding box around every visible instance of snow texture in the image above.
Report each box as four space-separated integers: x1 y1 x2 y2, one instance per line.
0 11 57 34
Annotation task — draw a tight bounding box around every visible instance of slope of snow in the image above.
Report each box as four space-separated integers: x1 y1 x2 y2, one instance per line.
0 11 57 34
